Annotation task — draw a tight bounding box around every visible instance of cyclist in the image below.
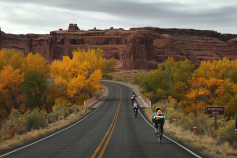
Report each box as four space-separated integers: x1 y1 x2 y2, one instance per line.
133 101 138 116
131 94 135 104
152 107 165 136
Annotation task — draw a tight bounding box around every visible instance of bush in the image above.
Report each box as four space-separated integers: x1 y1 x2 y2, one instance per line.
48 105 67 123
166 107 183 123
217 120 237 148
53 104 67 115
1 109 28 136
103 74 113 80
25 108 47 130
68 104 80 114
193 112 212 135
47 112 58 124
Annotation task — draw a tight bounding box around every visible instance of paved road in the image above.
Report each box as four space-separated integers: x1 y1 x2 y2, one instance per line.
0 81 201 158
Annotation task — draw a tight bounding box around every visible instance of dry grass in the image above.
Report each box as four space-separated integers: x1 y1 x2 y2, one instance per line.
0 108 89 151
144 108 237 158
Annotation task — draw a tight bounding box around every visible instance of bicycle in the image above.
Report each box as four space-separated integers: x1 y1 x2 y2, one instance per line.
131 98 135 104
134 108 138 118
157 123 162 144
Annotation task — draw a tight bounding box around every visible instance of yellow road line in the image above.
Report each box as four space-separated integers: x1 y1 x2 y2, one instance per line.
91 84 122 158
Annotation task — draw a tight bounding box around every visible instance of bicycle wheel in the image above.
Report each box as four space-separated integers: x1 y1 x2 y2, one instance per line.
157 125 161 144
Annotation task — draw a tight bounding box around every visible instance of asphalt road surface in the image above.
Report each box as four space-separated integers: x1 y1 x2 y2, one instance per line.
0 81 202 158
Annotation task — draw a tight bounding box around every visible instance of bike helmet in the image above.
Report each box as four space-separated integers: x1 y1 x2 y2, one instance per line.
155 107 161 112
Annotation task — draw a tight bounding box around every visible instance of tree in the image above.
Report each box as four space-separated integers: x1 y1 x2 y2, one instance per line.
20 69 47 110
0 65 23 112
181 77 224 115
22 53 50 77
51 48 104 106
133 57 195 103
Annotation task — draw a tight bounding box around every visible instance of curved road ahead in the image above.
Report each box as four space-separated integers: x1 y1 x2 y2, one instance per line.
0 81 202 158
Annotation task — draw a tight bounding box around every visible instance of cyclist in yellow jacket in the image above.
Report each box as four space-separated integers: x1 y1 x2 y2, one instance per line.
152 107 165 136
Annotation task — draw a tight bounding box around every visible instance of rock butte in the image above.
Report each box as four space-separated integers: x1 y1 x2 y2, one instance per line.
1 24 237 70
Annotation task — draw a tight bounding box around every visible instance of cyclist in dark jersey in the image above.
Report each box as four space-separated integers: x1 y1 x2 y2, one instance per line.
131 94 135 104
152 107 165 135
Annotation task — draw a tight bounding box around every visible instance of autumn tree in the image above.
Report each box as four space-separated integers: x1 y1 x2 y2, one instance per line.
183 58 237 117
22 53 50 77
134 57 195 103
0 65 23 116
20 69 47 110
19 53 50 111
181 77 224 115
51 48 104 106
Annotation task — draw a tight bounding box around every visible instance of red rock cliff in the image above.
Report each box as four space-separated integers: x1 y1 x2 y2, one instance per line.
2 32 25 53
25 25 156 69
2 24 237 69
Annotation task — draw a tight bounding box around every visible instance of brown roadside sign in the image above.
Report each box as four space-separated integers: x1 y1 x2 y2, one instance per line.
206 107 225 115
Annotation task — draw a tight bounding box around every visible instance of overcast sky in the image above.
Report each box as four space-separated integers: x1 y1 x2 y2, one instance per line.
0 0 237 34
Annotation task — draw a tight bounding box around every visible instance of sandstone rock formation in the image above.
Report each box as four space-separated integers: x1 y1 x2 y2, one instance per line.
1 24 237 70
25 24 157 69
122 30 155 69
1 32 25 53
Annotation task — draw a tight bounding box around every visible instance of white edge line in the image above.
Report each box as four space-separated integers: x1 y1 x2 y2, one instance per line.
0 86 111 158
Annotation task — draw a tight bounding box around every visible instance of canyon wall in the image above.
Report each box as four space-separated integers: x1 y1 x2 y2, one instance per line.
1 31 25 53
2 24 237 69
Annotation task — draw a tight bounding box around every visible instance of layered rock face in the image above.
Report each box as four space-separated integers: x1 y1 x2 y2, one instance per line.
1 24 237 69
122 30 155 69
25 25 156 69
1 32 25 53
151 28 237 65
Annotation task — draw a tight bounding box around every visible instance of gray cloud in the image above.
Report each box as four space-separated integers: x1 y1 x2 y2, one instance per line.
0 0 236 34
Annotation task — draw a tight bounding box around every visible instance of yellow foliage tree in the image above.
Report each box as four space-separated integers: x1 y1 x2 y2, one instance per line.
22 53 50 77
0 65 24 116
51 48 104 106
185 57 237 117
181 77 224 115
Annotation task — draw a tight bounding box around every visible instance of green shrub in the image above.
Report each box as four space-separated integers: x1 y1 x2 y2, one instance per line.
25 108 47 130
103 74 113 80
53 104 67 114
68 104 80 114
176 113 195 131
166 107 183 123
193 112 212 135
1 109 28 136
47 105 67 123
47 112 58 124
217 120 237 148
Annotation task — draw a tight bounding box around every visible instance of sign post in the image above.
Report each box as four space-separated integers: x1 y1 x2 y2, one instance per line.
206 107 225 132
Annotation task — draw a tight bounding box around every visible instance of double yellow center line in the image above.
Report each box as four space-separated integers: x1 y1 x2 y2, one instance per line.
91 84 122 158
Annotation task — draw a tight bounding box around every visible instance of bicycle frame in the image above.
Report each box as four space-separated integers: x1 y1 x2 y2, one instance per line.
134 108 137 118
157 123 162 144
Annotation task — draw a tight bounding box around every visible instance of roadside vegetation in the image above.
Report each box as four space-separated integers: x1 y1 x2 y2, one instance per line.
0 48 116 150
133 57 237 157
